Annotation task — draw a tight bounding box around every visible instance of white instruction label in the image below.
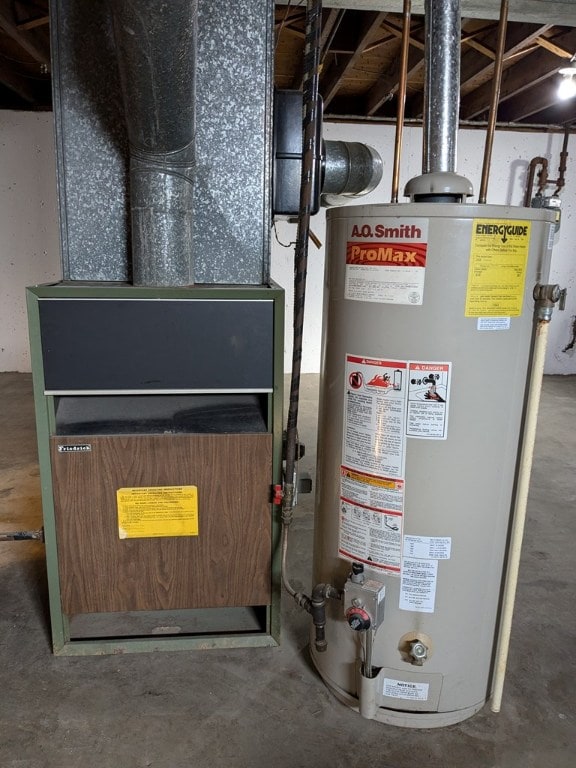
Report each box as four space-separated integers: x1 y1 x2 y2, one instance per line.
399 557 438 613
339 468 404 573
407 362 451 439
344 355 408 478
403 535 452 560
345 219 429 305
383 678 430 701
477 317 511 331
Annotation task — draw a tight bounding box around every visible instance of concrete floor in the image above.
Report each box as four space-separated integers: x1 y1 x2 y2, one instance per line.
0 371 575 768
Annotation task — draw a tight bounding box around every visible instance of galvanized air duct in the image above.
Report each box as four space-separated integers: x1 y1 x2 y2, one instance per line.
405 0 472 201
109 0 197 286
322 141 383 205
422 0 460 174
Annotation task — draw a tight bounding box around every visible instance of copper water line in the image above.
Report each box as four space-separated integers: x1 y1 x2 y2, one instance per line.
523 157 547 206
478 0 509 203
391 0 411 203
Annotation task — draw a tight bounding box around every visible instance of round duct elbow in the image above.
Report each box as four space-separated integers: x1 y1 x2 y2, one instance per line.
321 141 383 207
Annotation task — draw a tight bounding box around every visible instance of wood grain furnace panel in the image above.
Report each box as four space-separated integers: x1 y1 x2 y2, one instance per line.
50 434 272 614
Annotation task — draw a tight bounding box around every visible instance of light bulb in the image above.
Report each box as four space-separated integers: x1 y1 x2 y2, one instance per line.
558 75 576 101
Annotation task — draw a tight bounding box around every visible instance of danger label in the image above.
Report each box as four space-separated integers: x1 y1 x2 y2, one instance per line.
345 218 428 305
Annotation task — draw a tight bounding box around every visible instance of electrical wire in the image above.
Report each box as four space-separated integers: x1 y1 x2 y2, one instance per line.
282 0 322 524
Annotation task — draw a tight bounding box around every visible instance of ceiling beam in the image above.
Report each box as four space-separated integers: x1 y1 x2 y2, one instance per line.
460 27 576 118
366 46 424 115
498 79 566 121
276 1 576 26
461 23 551 90
0 0 50 67
0 61 38 102
321 10 388 107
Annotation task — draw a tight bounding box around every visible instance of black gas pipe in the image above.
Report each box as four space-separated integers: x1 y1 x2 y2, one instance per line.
280 0 342 650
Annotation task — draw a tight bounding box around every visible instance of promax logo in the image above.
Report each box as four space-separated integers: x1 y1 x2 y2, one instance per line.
57 444 92 453
347 242 427 267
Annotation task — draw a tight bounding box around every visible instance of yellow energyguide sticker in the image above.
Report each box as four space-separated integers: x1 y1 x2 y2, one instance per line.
117 485 199 539
465 219 531 317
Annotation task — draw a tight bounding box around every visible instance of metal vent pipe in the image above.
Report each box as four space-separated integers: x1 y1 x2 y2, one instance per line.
109 0 197 286
422 0 461 175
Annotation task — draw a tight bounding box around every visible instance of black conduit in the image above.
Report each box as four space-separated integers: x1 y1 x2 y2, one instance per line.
282 0 323 523
109 0 197 287
280 0 342 650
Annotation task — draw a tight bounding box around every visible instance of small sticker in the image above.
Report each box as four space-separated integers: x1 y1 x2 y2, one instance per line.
477 317 511 331
403 535 452 560
399 557 438 613
383 678 430 701
57 444 92 453
117 486 198 539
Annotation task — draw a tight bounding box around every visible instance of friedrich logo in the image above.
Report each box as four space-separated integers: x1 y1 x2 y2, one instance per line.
57 444 92 453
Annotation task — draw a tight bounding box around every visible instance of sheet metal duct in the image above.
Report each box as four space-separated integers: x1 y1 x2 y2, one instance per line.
406 0 472 201
109 0 197 286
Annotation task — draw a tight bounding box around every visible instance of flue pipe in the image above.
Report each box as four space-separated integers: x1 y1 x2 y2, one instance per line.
422 0 461 175
109 0 197 287
478 0 509 204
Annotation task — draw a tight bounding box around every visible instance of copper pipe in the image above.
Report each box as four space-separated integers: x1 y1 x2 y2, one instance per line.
478 0 508 203
523 156 547 207
391 0 411 203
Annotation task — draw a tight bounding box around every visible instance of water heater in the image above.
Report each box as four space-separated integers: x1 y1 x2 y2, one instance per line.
311 202 555 727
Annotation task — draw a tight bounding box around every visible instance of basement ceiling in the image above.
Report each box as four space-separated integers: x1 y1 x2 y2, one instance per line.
0 1 575 129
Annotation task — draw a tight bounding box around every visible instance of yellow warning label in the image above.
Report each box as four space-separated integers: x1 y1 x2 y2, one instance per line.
465 219 531 317
341 468 398 490
117 486 198 539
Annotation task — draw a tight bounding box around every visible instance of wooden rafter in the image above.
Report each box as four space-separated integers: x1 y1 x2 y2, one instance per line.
0 0 50 66
320 10 388 108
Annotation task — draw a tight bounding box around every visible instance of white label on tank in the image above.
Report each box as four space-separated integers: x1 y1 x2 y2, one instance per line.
383 678 430 701
406 362 451 439
343 355 408 478
339 470 404 573
477 317 511 331
403 535 451 560
399 557 438 613
345 218 428 305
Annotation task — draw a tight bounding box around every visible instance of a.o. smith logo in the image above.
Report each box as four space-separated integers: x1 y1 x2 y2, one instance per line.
57 444 92 453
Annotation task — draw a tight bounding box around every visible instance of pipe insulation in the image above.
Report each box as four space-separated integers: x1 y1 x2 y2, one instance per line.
109 0 197 286
422 0 461 175
491 318 550 713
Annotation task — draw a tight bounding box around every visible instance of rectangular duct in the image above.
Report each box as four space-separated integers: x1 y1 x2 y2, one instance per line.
50 0 274 285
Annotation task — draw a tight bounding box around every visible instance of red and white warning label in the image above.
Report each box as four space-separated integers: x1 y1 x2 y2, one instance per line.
407 362 451 439
345 218 428 305
340 355 408 571
339 353 453 572
343 355 408 478
339 467 404 572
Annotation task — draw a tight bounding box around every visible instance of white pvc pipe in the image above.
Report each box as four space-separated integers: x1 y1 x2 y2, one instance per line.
491 319 550 713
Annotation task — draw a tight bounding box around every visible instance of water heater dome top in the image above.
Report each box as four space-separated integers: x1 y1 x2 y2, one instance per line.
405 171 473 201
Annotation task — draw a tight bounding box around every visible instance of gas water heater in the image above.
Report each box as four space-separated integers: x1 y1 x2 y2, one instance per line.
310 202 556 727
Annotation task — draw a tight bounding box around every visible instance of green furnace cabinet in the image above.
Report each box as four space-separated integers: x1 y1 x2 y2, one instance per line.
27 283 284 655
